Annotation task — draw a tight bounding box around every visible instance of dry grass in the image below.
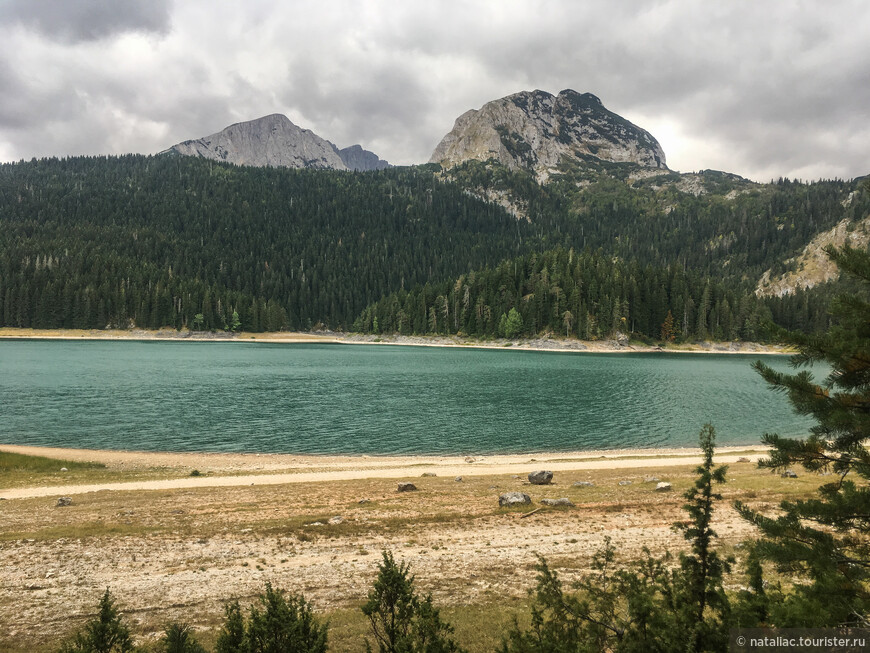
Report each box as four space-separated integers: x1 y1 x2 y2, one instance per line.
0 454 827 652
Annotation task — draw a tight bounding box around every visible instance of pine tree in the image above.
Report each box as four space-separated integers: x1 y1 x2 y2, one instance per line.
159 622 206 653
362 552 465 653
57 589 134 653
737 242 870 626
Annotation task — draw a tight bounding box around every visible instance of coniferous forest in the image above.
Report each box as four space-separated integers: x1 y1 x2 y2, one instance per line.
1 154 867 339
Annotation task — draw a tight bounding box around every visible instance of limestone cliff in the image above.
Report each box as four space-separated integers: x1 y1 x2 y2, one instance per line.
164 114 388 171
430 89 667 178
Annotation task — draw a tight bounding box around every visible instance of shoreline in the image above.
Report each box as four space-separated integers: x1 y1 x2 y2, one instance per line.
0 442 770 501
0 327 793 355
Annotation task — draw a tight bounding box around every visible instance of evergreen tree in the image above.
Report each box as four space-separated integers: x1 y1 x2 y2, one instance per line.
737 242 870 626
362 552 465 653
158 622 207 653
57 589 134 653
245 583 328 653
214 600 245 653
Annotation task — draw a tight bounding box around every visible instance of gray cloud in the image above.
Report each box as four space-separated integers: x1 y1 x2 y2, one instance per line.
0 0 172 43
0 0 868 181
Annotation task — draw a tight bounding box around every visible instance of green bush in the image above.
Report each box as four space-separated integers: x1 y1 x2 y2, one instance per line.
362 551 465 653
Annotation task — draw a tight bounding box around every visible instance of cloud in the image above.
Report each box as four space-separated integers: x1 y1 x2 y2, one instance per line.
0 0 868 181
0 0 172 43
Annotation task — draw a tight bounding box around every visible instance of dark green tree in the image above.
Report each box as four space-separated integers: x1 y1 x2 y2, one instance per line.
214 600 245 653
670 423 731 651
362 551 465 653
245 583 328 653
57 589 134 653
738 242 870 626
158 622 207 653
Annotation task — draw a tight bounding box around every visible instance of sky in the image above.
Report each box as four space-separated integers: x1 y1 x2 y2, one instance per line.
0 0 867 183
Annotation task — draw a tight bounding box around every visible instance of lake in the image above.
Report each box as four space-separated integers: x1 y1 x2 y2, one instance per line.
0 341 814 455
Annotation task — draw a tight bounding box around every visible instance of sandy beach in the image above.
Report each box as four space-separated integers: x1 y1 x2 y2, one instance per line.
0 327 793 355
0 443 769 501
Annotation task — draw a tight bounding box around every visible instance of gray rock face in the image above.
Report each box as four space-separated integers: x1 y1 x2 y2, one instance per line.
430 89 667 178
540 497 574 506
499 492 531 507
165 114 389 171
337 144 390 171
528 470 554 485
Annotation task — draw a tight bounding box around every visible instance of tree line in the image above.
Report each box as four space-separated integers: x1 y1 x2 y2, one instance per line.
354 247 797 342
1 155 866 336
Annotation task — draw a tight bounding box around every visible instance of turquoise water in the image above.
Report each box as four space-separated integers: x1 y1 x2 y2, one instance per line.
0 341 814 455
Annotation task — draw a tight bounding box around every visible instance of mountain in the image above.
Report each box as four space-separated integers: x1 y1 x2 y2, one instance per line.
337 144 390 171
163 114 389 171
430 89 666 179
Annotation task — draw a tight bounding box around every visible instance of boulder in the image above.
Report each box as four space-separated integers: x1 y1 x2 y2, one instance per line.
781 469 798 478
56 497 73 507
454 476 463 482
528 470 554 485
654 482 672 492
397 483 418 492
618 480 632 486
499 492 531 507
540 498 574 507
573 480 595 487
464 456 477 463
60 467 68 472
328 516 344 525
644 476 660 483
421 472 437 477
737 457 751 463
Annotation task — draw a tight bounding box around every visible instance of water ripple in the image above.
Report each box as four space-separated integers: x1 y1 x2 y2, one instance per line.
0 342 814 455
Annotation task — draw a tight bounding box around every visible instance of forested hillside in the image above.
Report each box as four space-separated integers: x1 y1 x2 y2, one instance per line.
0 154 865 336
0 156 577 331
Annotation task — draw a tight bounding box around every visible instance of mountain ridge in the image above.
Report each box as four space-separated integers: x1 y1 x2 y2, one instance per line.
163 114 389 171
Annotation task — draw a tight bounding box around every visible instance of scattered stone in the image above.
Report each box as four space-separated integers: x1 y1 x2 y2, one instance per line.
644 476 660 483
511 475 520 479
308 522 324 527
464 457 477 463
56 497 72 507
737 457 751 463
573 481 595 487
328 516 344 525
454 476 463 482
618 481 632 486
45 571 55 578
540 498 574 507
528 470 554 485
60 467 68 472
358 499 371 504
421 472 437 477
781 469 798 478
499 492 531 507
654 482 672 492
397 482 418 492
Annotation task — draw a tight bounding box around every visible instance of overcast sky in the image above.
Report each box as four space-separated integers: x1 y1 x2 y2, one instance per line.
0 0 867 182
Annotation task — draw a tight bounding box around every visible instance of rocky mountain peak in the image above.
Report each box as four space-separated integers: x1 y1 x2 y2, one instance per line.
163 114 388 171
429 89 667 179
